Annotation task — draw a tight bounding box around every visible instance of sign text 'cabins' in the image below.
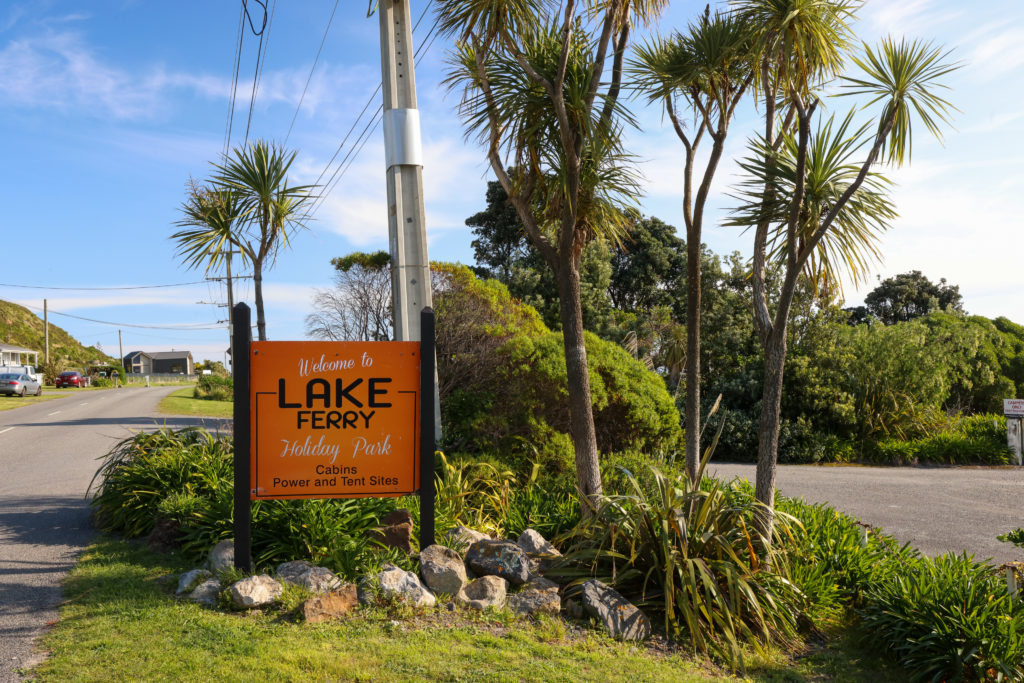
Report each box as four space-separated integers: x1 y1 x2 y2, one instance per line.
249 341 421 499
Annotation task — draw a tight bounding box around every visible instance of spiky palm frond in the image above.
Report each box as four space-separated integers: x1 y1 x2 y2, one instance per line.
734 0 860 92
172 185 248 275
434 0 546 42
729 111 895 293
840 37 959 166
631 9 754 114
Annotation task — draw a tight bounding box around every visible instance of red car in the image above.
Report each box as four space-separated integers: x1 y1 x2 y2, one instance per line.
55 371 89 388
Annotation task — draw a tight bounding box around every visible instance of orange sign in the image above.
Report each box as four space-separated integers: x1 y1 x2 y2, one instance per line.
249 341 420 499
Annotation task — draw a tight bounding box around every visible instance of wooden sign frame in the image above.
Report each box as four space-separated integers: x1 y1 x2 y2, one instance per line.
231 303 436 572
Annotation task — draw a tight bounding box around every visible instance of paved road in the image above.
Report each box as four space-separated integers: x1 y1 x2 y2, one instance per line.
708 462 1024 564
0 387 230 682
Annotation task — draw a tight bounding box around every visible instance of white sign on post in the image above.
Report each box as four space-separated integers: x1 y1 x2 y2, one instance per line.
1004 399 1024 417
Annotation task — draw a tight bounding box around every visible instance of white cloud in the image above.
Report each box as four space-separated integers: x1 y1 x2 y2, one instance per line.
968 26 1024 80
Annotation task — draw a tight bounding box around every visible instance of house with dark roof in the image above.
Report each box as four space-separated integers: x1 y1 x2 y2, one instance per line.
124 350 194 375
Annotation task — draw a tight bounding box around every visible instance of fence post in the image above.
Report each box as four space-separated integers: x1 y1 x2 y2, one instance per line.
232 303 252 572
419 307 436 550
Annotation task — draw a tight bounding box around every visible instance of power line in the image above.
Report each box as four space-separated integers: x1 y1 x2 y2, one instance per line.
246 0 277 146
302 7 438 222
284 0 341 146
19 304 223 331
223 1 246 156
0 281 210 291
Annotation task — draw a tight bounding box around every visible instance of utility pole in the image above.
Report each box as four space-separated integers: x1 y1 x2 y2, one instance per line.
226 253 235 375
118 329 124 368
378 0 431 342
379 0 440 437
43 299 49 366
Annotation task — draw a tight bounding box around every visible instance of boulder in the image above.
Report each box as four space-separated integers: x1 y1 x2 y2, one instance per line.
508 588 561 617
580 579 650 641
188 578 222 606
524 576 559 593
465 540 529 585
369 509 414 554
176 569 212 596
419 545 467 595
277 560 341 594
517 529 560 556
456 575 507 610
445 526 489 549
228 574 283 610
360 565 435 607
302 585 358 624
207 539 235 572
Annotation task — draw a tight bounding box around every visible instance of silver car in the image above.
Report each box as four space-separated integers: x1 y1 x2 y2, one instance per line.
0 373 42 397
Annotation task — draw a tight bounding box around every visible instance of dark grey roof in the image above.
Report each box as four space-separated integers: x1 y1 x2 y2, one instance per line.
149 351 192 360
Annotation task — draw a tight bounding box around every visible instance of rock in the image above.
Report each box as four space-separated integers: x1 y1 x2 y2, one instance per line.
369 509 414 554
302 585 358 624
419 545 468 595
188 578 222 606
517 529 560 556
228 575 283 610
508 588 561 617
208 539 235 572
277 560 341 594
456 575 507 610
580 579 650 641
445 526 489 549
524 576 560 593
176 569 213 596
360 565 435 607
465 540 529 585
563 598 584 619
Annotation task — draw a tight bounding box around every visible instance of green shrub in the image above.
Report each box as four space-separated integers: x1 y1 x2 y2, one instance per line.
866 414 1011 465
554 459 802 668
194 374 233 401
998 528 1024 550
857 554 1024 682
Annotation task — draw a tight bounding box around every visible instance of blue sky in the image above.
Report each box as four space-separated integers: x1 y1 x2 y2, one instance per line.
1 1 1022 363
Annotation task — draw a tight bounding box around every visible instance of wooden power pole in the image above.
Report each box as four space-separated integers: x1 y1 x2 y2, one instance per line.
43 299 49 365
378 0 431 342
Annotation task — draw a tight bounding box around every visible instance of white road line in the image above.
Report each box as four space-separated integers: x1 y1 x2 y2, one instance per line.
80 402 89 406
0 427 13 434
48 410 62 415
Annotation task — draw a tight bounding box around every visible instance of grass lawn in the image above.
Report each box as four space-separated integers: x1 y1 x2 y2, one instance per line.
30 539 900 683
158 387 233 419
0 393 68 411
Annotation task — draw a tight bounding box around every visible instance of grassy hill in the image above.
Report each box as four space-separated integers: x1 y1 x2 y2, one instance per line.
0 299 112 368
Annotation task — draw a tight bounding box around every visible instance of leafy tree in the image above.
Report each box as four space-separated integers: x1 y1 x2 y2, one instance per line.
212 140 315 341
608 215 686 316
631 6 754 481
438 0 667 512
305 252 393 342
862 270 964 324
730 0 959 538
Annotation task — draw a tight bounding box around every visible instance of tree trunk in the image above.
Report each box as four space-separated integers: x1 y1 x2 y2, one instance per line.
253 264 267 342
754 328 786 541
556 262 602 516
684 235 701 482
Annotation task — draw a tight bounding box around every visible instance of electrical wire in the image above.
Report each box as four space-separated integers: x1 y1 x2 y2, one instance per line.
18 304 223 331
0 281 210 291
223 1 246 155
304 10 441 222
242 0 268 146
246 0 277 146
284 0 341 146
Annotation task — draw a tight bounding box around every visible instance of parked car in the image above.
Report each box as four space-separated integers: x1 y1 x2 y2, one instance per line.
55 371 89 388
0 373 42 397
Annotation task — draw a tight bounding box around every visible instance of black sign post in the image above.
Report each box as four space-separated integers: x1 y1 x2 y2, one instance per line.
232 303 252 572
419 307 437 549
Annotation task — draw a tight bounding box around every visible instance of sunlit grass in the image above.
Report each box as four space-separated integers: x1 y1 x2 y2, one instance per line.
157 387 233 418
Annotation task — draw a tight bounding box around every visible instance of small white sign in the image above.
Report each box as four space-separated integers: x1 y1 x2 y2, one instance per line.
1004 398 1024 416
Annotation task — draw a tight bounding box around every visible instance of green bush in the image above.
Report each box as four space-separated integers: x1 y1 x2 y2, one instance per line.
867 414 1011 465
998 528 1024 550
194 374 233 401
554 460 802 668
857 554 1024 681
435 263 682 474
